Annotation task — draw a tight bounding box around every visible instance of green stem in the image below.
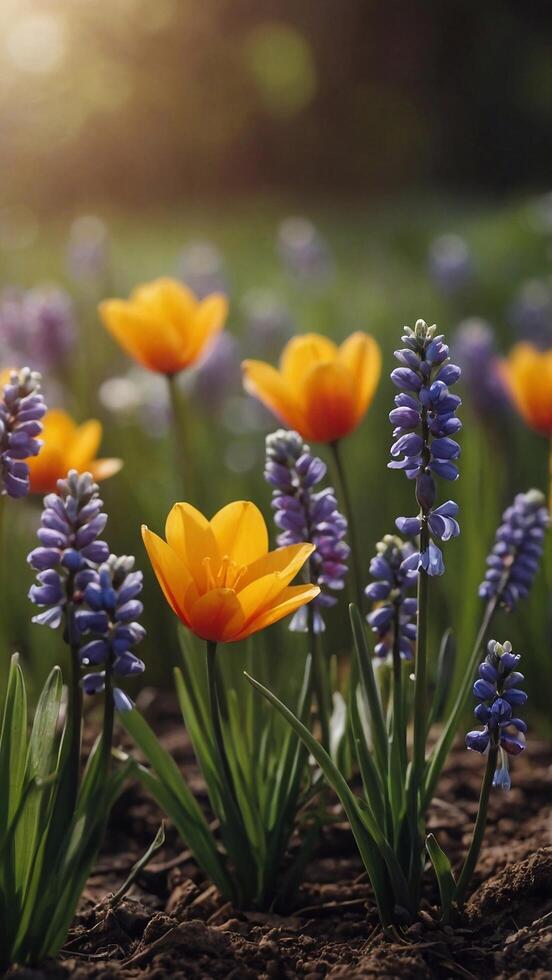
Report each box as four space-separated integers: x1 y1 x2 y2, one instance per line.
166 372 192 502
100 667 115 776
424 594 498 808
391 607 406 773
411 547 429 790
308 604 331 751
455 744 498 905
0 496 6 650
205 641 240 814
330 440 364 610
64 597 82 808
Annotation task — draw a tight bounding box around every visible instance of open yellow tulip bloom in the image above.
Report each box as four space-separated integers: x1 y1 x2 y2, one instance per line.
99 277 228 375
142 500 320 643
27 409 122 494
502 343 552 436
242 332 381 443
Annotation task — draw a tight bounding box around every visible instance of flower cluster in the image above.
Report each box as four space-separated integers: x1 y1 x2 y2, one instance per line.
28 470 145 709
0 368 46 498
365 535 418 660
0 285 76 371
479 489 549 610
28 470 109 628
265 429 348 632
77 555 145 712
389 319 462 575
451 319 509 421
466 640 527 790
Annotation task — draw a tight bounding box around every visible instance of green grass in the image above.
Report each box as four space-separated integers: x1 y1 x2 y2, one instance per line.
4 192 552 731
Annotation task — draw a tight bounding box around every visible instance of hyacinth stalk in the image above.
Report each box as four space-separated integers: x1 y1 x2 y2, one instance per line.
425 487 548 807
454 641 527 906
265 429 349 748
387 319 461 882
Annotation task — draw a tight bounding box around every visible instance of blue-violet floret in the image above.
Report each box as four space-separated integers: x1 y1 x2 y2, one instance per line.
365 535 418 660
479 489 549 611
0 367 46 498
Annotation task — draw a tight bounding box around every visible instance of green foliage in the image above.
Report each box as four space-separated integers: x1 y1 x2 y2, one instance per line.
120 628 317 910
0 654 131 968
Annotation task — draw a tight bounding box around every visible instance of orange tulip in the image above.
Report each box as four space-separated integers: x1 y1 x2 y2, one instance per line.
27 409 122 494
99 277 228 375
142 500 320 644
242 332 381 443
502 343 552 436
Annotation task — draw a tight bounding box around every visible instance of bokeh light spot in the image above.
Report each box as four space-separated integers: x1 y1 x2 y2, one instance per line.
244 21 317 117
5 13 66 75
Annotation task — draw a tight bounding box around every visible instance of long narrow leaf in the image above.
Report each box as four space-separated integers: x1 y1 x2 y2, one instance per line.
425 833 456 922
349 605 388 779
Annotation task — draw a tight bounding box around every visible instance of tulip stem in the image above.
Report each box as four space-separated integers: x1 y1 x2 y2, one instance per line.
329 440 363 610
308 604 331 751
167 373 192 502
455 744 498 905
205 641 241 817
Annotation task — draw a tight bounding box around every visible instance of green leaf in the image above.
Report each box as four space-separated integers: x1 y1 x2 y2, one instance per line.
425 833 456 922
349 687 386 831
109 822 166 908
245 670 396 926
427 630 456 729
349 605 388 779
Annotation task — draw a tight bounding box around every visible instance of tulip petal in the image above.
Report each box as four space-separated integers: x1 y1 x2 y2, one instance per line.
142 526 197 624
99 299 185 374
301 361 359 442
337 332 382 418
242 359 305 431
131 277 198 324
233 584 320 640
188 294 228 361
68 420 103 471
504 343 552 435
239 542 314 590
88 458 124 482
210 500 268 566
187 588 244 643
165 502 219 590
27 410 77 493
280 333 338 385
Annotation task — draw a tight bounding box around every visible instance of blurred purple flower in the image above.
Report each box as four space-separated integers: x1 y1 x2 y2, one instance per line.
452 318 509 418
66 215 110 286
189 333 242 416
508 279 552 348
277 217 334 284
0 284 76 371
241 289 294 359
176 240 229 298
428 233 473 295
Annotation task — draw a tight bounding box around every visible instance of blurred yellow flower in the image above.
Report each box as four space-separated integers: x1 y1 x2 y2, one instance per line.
242 332 381 442
99 277 228 375
502 343 552 436
142 500 319 643
27 409 122 494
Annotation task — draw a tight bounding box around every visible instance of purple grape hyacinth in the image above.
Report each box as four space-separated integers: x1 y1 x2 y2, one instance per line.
0 367 46 498
77 554 145 712
451 319 509 420
265 428 349 633
479 489 549 611
466 640 527 791
365 535 418 661
389 319 462 575
28 470 110 629
0 285 76 371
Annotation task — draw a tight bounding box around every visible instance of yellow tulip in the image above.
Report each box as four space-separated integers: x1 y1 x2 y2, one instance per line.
142 500 320 643
242 332 381 443
99 277 228 375
502 343 552 436
27 409 122 494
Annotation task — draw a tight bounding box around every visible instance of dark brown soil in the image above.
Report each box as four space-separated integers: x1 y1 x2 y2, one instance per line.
6 694 552 979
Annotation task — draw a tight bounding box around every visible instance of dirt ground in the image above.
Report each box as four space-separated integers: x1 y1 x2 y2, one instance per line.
6 694 552 980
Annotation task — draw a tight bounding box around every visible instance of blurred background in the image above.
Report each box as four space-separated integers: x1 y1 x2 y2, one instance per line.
1 0 552 728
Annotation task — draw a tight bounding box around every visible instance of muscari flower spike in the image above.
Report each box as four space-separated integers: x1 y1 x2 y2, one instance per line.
265 428 349 632
466 640 527 791
76 554 145 712
389 319 462 575
365 535 418 661
28 470 109 630
0 367 46 498
479 489 549 611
